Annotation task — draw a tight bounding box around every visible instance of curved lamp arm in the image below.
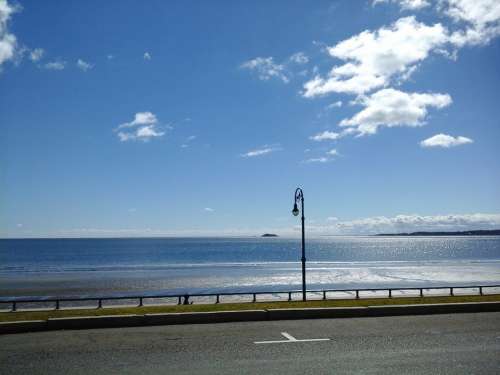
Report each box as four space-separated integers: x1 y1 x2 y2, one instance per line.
292 188 304 216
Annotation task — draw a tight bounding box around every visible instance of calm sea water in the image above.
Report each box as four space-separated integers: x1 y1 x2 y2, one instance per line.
1 236 499 298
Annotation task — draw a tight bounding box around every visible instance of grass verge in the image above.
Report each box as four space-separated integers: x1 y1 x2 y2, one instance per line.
1 294 499 323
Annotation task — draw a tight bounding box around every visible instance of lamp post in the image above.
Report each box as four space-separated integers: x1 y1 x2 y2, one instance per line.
292 187 306 301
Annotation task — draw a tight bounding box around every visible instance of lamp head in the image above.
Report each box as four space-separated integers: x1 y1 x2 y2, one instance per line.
292 203 299 216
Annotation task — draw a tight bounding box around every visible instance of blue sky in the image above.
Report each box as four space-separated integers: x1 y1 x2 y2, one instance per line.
1 0 499 237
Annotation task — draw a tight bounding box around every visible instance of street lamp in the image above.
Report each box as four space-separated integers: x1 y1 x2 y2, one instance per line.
292 187 306 301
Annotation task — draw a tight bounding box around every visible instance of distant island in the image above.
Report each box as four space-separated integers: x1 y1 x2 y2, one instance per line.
377 229 500 236
261 233 279 237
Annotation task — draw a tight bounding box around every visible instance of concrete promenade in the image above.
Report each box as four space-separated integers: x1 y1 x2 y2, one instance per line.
1 312 499 374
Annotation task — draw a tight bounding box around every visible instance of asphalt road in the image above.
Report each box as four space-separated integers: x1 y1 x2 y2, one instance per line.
1 312 499 374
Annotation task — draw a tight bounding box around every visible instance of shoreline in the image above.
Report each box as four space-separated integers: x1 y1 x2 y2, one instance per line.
2 258 500 299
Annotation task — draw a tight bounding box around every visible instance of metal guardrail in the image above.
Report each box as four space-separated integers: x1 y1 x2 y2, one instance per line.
1 284 499 312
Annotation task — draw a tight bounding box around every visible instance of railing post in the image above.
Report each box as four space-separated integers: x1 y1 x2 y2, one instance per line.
323 291 326 300
355 290 359 299
479 286 483 296
288 292 292 302
419 288 423 297
56 300 60 310
216 295 220 304
178 296 182 305
252 293 256 303
388 289 392 298
450 287 454 296
12 302 16 312
139 297 143 307
98 299 102 309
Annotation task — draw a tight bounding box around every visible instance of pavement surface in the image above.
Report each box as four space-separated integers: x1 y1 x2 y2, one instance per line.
1 312 499 374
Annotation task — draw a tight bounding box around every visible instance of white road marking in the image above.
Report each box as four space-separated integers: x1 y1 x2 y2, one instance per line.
254 331 330 344
280 332 297 341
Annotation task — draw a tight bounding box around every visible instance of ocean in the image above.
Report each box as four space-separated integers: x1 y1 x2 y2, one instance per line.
1 236 500 299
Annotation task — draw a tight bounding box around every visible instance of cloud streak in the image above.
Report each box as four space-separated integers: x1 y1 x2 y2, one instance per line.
304 157 329 163
241 145 281 158
420 133 473 148
373 0 430 11
309 130 341 141
43 61 66 70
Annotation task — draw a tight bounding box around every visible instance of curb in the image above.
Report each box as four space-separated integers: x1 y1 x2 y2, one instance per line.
366 301 500 316
47 314 144 330
145 309 268 325
266 306 368 320
0 320 47 334
1 301 500 335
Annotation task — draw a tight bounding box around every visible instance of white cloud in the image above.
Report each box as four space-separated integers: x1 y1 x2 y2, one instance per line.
115 112 166 142
0 0 18 70
117 111 158 129
302 16 448 97
443 0 500 46
117 126 164 142
309 130 341 141
204 207 214 212
331 213 500 234
304 148 338 164
18 212 498 238
339 88 452 135
29 48 44 62
240 57 289 83
399 0 431 10
327 101 343 109
107 54 114 60
43 61 66 70
305 157 329 163
241 146 280 158
136 126 163 138
289 52 309 64
76 58 93 71
143 52 151 60
373 1 500 47
374 1 500 47
180 136 195 148
420 133 473 148
373 0 430 11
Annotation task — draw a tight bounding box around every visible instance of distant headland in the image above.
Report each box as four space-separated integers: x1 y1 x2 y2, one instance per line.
261 233 279 237
376 229 500 236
